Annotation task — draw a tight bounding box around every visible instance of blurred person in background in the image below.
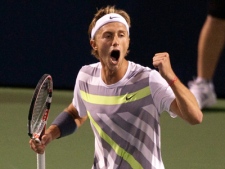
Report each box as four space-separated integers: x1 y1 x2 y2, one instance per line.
188 0 225 109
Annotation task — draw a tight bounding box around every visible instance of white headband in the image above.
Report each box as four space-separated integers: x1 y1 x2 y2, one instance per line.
91 13 129 39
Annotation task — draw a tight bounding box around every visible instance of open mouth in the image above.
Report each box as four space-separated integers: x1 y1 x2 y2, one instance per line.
110 50 120 62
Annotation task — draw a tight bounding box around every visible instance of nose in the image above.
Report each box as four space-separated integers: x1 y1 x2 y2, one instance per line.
112 35 119 47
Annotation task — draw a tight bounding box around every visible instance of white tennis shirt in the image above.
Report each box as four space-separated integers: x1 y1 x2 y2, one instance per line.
73 61 176 169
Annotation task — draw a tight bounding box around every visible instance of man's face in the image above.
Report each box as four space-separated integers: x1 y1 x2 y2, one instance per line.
91 22 130 72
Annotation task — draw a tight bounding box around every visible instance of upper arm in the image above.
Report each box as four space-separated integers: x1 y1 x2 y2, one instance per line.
170 99 183 118
149 70 176 114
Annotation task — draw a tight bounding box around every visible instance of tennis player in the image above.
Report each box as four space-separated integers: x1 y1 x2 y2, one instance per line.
29 6 203 169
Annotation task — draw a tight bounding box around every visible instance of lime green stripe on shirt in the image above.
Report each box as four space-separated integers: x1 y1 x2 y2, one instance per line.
80 86 151 105
87 111 143 169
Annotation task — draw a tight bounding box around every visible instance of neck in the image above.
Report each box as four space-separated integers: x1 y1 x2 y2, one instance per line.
101 60 128 85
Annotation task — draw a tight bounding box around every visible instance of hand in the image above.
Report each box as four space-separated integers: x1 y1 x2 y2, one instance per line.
152 52 175 81
29 133 52 154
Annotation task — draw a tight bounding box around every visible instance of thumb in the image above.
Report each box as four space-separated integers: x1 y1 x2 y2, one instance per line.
41 134 48 145
41 133 52 146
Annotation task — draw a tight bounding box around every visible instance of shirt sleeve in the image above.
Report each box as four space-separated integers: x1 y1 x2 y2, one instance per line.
149 70 177 118
72 71 87 117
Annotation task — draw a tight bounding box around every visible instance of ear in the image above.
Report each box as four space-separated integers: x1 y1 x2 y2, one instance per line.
90 40 98 50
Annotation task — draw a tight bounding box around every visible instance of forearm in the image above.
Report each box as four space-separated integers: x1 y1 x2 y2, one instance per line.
51 111 78 138
50 104 87 138
170 78 203 124
64 103 88 128
45 125 61 140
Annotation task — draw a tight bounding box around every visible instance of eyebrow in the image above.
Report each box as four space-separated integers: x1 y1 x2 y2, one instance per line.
102 30 127 35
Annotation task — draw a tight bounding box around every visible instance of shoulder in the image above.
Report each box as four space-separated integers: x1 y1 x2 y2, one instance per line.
127 61 152 78
129 61 151 71
77 62 100 82
80 62 101 74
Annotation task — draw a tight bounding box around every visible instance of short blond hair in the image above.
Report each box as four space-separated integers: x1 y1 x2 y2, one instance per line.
88 6 131 59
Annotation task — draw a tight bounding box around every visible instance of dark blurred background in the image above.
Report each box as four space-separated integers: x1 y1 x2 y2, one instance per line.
0 1 224 97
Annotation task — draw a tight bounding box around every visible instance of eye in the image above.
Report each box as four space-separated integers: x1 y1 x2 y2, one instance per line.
119 32 125 38
119 34 124 37
107 35 112 38
103 33 112 39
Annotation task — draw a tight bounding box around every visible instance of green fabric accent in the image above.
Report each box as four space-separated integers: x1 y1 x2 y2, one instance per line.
80 86 150 105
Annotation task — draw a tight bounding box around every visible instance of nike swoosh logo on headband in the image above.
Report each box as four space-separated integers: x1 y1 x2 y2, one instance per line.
109 16 119 19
